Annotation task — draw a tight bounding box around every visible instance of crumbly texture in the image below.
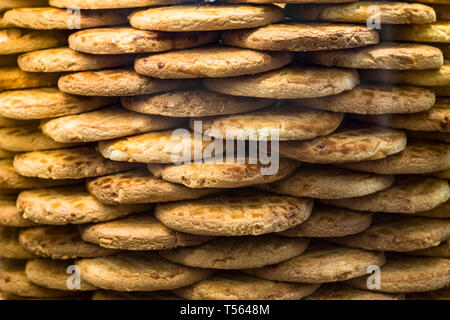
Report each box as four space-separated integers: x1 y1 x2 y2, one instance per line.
18 47 133 72
293 84 436 115
0 29 67 55
129 4 283 31
279 123 407 164
245 243 386 283
13 146 135 179
17 186 152 225
204 66 359 99
41 106 184 143
222 23 379 51
0 195 37 227
0 226 36 259
69 27 219 54
58 68 194 96
324 176 450 214
0 66 59 91
19 226 117 259
121 89 274 117
341 139 450 174
304 42 443 70
278 205 373 238
76 252 214 291
80 214 212 251
381 22 450 43
155 191 314 236
50 0 193 9
3 7 128 30
174 272 320 300
0 87 115 120
305 284 404 300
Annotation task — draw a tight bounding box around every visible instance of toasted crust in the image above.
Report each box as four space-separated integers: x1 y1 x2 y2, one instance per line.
222 23 379 51
87 169 217 205
0 29 67 55
191 105 343 141
76 252 214 291
161 236 309 270
381 22 450 43
41 106 184 143
330 215 450 252
278 205 373 238
279 123 407 164
324 176 450 214
292 84 436 115
69 27 219 54
122 89 274 117
0 66 59 91
260 165 394 200
0 87 115 120
26 260 97 291
3 7 128 30
13 146 135 180
0 195 37 227
341 139 450 174
245 243 386 284
286 2 436 24
346 255 450 293
129 4 283 31
19 226 117 259
355 98 450 132
50 0 195 9
147 158 298 189
58 68 194 96
17 186 152 225
0 226 36 259
80 214 211 251
155 191 314 236
174 272 320 300
305 284 404 300
304 42 443 70
204 66 359 99
18 47 133 73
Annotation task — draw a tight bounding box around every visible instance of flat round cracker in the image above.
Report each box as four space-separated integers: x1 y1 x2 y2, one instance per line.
50 0 209 9
381 22 450 43
0 29 67 55
0 0 48 11
0 226 36 259
0 66 59 91
0 195 37 227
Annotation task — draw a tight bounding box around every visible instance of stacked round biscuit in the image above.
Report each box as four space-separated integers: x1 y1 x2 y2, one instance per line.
0 0 449 300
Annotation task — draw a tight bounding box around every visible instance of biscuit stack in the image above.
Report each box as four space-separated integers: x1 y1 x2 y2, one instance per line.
0 0 449 300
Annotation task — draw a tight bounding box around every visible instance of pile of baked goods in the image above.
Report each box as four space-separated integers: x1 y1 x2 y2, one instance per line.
0 0 449 300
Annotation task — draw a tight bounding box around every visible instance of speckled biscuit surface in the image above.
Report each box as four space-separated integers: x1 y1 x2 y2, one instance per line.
0 226 36 259
0 66 59 91
0 195 37 227
0 29 67 55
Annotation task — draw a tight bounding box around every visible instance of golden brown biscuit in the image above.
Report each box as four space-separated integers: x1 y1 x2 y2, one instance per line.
191 105 343 141
121 89 274 117
381 22 450 43
279 123 407 164
286 2 436 24
161 236 309 270
402 200 450 219
410 238 450 258
0 29 67 55
0 195 37 227
220 0 358 3
50 0 195 9
87 169 217 205
278 205 373 238
19 226 117 259
80 214 211 251
0 12 12 29
341 139 450 174
245 242 386 283
324 176 450 214
25 259 97 291
17 186 152 225
355 98 450 132
0 66 59 91
69 27 219 55
304 42 443 70
413 0 450 3
222 23 379 51
330 214 450 252
77 252 213 291
41 106 184 143
58 68 194 96
292 84 436 115
18 47 133 73
305 284 404 300
204 66 359 99
129 4 283 31
346 254 450 293
13 146 135 179
92 291 181 300
0 0 48 11
174 272 320 300
0 87 115 120
0 226 36 259
260 165 394 200
155 190 314 236
0 125 77 152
